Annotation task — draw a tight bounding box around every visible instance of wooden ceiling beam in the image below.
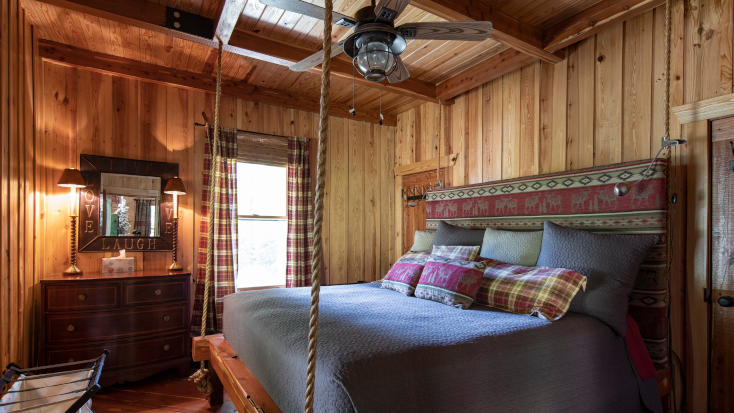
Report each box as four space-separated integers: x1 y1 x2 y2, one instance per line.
435 49 537 100
38 39 397 126
214 0 247 45
409 0 564 64
543 0 665 53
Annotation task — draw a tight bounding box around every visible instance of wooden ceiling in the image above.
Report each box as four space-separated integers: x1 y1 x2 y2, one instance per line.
21 0 662 121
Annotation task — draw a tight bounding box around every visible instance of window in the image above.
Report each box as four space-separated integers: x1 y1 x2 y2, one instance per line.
236 163 288 289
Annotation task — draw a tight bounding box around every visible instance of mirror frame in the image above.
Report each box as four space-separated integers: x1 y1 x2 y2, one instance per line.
78 154 179 252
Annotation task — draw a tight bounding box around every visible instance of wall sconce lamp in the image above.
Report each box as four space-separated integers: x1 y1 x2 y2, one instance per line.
164 177 186 271
57 168 86 275
614 136 687 197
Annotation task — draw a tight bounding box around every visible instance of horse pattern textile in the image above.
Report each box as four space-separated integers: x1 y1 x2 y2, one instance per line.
426 159 670 366
191 127 238 334
286 137 314 288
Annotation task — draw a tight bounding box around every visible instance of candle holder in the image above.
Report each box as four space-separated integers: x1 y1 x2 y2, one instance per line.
164 177 186 271
57 168 86 275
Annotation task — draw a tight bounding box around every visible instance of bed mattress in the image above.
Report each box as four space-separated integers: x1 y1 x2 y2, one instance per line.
223 283 661 413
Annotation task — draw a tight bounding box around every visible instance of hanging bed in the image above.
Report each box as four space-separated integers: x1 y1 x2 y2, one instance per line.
193 158 672 413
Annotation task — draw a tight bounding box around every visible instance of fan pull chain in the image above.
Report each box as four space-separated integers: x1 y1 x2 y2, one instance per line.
379 84 383 126
350 65 356 117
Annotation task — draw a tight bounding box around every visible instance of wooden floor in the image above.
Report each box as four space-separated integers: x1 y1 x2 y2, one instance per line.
92 368 236 413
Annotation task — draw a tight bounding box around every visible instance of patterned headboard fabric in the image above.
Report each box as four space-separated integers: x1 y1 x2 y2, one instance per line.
426 159 668 366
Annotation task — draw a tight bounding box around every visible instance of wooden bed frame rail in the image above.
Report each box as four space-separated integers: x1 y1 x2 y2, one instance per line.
193 335 283 413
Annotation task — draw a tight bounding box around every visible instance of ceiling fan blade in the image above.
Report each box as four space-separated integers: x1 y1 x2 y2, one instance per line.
374 0 412 21
258 0 356 28
397 22 493 41
290 42 346 72
387 56 410 83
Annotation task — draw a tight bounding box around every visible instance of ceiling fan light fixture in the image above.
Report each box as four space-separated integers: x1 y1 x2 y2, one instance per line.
353 38 397 82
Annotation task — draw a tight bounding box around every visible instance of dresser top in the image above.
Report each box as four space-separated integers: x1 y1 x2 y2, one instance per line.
43 270 192 282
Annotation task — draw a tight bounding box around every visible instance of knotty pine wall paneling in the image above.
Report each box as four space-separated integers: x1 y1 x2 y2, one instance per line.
1 0 39 368
39 61 396 290
394 3 732 410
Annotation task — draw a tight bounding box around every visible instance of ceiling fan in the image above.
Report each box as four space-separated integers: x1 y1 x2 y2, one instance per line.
257 0 493 83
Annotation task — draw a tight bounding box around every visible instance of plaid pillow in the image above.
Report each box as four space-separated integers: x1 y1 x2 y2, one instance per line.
431 245 480 261
381 252 430 295
476 259 588 321
414 255 487 309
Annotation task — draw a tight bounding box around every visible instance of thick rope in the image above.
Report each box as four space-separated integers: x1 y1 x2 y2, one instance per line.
189 37 223 397
305 0 332 411
436 101 442 188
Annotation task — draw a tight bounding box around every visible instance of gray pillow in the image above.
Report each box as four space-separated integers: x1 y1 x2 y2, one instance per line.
536 221 658 336
430 221 484 248
409 230 436 252
480 228 543 266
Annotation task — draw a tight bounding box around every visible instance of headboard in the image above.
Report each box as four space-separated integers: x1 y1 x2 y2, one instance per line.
425 159 669 367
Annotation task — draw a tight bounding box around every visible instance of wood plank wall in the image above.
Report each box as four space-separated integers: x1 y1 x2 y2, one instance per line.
394 2 733 411
39 60 396 286
0 0 39 369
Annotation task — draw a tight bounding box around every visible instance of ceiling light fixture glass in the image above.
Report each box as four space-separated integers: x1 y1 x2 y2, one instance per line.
353 37 397 82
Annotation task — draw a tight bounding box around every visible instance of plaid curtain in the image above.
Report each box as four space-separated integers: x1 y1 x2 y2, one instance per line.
191 127 238 334
286 137 313 287
133 199 152 236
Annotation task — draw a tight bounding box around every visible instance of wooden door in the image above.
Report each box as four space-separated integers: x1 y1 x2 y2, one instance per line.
400 169 446 255
710 117 734 412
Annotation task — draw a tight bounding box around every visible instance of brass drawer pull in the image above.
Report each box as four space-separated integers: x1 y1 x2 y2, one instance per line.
163 315 170 322
68 358 76 363
163 344 170 351
155 289 162 296
67 325 75 332
78 294 86 301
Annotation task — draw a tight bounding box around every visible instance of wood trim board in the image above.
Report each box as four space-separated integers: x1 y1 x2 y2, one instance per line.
393 153 458 176
672 92 734 124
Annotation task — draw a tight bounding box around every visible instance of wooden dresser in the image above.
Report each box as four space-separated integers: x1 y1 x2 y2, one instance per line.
40 270 192 386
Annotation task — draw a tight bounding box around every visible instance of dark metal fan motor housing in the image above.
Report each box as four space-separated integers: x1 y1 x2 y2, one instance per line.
342 6 407 82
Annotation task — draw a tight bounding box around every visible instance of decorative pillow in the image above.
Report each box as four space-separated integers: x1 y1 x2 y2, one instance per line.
480 228 543 267
430 220 485 248
536 221 659 335
410 230 436 252
431 245 480 261
476 259 587 320
414 255 487 309
381 252 430 295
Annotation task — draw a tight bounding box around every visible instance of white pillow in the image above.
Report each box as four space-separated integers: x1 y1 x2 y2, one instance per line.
409 230 436 252
479 228 543 266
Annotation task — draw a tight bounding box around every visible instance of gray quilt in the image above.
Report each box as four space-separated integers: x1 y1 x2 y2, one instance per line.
223 283 662 413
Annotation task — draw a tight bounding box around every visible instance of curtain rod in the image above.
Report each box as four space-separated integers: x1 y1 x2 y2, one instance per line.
194 122 305 140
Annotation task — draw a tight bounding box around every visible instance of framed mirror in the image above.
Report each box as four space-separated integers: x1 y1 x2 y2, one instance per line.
78 154 178 252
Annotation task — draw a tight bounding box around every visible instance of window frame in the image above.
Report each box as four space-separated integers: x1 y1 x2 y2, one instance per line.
235 162 289 290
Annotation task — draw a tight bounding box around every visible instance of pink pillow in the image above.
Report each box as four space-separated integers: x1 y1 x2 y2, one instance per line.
381 252 430 295
414 255 486 309
431 245 480 261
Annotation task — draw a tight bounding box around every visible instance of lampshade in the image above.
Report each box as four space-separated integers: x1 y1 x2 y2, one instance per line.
164 177 187 195
57 168 86 188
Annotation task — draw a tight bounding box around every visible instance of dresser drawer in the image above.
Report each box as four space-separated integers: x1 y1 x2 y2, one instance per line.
124 279 187 306
46 304 187 344
46 283 120 312
46 332 188 371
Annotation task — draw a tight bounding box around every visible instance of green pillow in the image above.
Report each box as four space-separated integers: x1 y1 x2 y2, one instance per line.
409 230 436 252
479 228 543 266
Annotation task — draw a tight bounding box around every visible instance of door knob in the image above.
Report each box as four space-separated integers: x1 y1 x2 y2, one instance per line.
718 296 734 307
